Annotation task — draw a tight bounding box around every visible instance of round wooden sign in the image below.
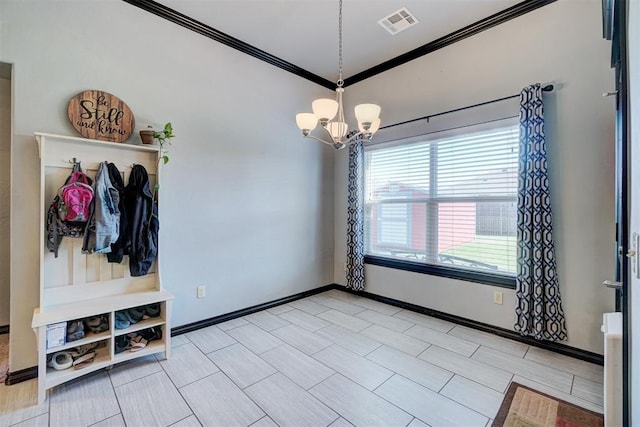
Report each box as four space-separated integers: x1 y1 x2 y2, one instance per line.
67 90 135 143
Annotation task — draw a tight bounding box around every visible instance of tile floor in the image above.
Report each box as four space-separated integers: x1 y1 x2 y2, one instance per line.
0 289 604 427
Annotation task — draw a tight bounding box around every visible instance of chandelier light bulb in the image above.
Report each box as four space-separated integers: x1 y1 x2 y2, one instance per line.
354 103 381 124
312 98 339 124
296 113 318 135
327 121 348 139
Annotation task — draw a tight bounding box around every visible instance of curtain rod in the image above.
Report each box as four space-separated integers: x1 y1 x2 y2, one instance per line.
380 84 554 130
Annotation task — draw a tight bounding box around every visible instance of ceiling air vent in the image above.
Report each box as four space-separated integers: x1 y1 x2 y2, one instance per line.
378 7 419 35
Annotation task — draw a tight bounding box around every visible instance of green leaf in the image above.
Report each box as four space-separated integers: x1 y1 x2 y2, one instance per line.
163 156 169 164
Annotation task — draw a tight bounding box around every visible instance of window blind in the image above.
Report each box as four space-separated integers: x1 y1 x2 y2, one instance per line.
364 119 519 277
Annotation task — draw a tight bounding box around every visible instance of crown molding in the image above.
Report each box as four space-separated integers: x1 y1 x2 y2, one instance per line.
121 0 336 90
343 0 556 86
122 0 556 89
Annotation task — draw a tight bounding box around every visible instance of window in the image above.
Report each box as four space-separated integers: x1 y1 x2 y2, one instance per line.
364 120 519 286
376 191 411 247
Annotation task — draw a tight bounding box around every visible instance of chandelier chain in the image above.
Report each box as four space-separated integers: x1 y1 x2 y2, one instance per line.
337 0 344 87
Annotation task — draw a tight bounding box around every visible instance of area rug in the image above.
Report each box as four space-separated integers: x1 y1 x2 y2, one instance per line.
493 382 603 427
0 333 8 383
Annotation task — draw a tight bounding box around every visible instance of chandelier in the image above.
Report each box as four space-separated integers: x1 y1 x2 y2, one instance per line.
295 0 382 150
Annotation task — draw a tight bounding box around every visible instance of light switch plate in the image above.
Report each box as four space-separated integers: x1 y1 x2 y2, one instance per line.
197 285 206 298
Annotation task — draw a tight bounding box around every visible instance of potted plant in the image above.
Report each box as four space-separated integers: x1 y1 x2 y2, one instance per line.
140 123 176 162
139 126 155 144
153 122 175 165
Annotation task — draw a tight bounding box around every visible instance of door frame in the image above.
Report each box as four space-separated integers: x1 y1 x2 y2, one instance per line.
610 0 630 423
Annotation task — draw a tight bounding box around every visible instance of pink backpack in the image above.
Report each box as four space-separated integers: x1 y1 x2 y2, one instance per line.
58 171 94 222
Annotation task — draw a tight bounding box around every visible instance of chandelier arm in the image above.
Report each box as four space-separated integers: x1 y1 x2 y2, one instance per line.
303 134 336 146
344 130 365 144
318 122 339 143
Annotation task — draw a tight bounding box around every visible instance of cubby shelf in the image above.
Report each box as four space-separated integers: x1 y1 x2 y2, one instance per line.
45 330 110 355
114 317 165 337
31 133 173 405
114 339 166 364
45 347 113 389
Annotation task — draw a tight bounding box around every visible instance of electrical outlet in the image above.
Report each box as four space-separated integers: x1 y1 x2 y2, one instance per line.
343 262 348 272
493 291 503 305
197 285 206 298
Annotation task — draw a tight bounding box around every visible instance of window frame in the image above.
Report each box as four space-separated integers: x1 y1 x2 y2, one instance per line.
363 121 519 289
364 254 516 288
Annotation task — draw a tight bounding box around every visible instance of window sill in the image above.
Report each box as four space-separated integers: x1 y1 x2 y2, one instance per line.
364 255 516 289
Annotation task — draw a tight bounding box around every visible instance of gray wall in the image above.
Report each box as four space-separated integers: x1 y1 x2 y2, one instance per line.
0 67 10 327
334 0 616 354
1 0 334 371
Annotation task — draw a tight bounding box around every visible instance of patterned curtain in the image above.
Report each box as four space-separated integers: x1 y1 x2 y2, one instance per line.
346 138 365 291
515 84 567 341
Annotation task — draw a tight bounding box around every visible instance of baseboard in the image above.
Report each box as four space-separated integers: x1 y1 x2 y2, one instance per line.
4 284 340 387
4 366 38 386
5 282 601 387
171 284 340 336
338 285 604 366
172 282 602 365
0 325 8 335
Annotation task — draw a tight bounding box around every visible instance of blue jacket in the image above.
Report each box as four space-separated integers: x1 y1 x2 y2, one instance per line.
106 163 128 263
125 164 158 277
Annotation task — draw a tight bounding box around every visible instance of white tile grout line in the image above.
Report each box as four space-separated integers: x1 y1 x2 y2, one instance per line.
106 363 128 427
109 358 163 389
436 371 456 393
167 414 196 427
156 357 202 426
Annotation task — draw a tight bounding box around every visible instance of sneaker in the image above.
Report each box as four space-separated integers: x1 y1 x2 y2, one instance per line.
126 307 145 324
85 315 109 334
66 320 85 342
145 303 161 318
114 311 131 329
114 335 130 354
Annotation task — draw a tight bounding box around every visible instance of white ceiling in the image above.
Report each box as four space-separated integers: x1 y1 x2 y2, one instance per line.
155 0 521 83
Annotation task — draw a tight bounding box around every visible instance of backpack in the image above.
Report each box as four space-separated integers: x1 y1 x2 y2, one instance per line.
59 171 93 222
46 162 94 257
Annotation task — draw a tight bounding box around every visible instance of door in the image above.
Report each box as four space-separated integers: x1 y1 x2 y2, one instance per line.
609 0 635 423
627 0 638 423
606 0 631 423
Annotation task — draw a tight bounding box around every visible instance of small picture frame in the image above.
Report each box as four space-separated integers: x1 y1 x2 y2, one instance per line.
46 322 67 350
